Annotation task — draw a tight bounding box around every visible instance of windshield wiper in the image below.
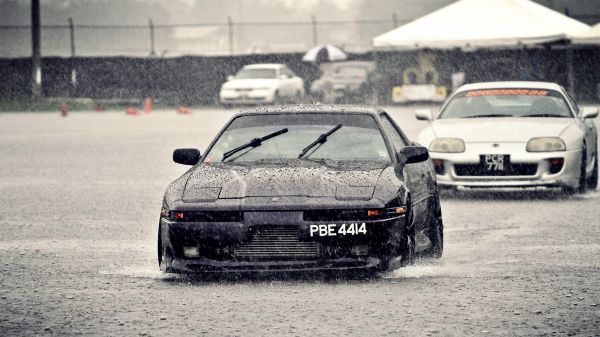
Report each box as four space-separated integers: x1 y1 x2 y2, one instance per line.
463 114 514 118
298 123 342 159
222 128 288 162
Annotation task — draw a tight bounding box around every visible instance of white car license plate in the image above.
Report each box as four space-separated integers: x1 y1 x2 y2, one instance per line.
481 154 509 171
309 223 367 237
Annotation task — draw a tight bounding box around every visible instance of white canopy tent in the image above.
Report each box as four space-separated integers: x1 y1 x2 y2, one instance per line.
373 0 590 50
569 23 600 45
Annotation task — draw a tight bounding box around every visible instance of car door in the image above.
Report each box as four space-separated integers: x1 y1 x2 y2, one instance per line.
379 113 436 250
273 68 286 97
564 89 597 166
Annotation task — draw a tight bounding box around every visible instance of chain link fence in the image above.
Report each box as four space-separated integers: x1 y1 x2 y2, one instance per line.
0 17 409 58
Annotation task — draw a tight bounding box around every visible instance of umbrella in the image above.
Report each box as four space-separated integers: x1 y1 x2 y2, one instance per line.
302 45 347 63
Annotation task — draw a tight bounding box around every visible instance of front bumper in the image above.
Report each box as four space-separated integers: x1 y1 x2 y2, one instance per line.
431 143 582 189
219 90 275 104
170 256 382 274
159 211 405 274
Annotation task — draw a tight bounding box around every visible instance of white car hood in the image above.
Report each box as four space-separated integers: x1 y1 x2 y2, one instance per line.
431 118 575 143
222 79 278 90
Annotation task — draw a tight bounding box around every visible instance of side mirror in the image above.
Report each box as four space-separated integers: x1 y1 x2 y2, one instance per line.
581 107 599 119
227 75 234 81
280 74 289 80
415 109 433 121
397 146 429 165
173 148 201 165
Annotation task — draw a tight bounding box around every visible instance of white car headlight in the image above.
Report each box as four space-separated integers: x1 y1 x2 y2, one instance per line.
429 138 465 153
526 137 566 152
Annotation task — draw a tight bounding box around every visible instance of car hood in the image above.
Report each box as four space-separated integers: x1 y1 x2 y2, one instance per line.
182 161 391 202
221 79 278 90
431 118 575 142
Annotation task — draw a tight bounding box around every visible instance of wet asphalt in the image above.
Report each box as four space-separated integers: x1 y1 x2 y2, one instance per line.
0 106 598 336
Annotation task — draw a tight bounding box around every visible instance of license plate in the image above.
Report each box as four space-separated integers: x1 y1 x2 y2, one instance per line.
480 154 509 171
309 223 367 237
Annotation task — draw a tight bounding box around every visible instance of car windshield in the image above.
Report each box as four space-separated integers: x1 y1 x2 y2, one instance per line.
235 68 277 79
439 89 573 119
334 66 368 80
204 114 391 163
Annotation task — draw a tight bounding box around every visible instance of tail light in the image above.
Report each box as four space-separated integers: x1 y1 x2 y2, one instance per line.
170 211 185 220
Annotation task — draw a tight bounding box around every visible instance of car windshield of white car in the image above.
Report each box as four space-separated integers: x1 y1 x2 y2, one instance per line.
235 68 277 79
203 114 391 163
440 89 572 119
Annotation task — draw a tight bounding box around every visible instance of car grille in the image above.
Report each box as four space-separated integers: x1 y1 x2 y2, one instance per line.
454 163 538 176
234 226 320 260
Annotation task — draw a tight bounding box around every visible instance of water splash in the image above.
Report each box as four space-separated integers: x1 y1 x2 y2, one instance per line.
99 263 180 280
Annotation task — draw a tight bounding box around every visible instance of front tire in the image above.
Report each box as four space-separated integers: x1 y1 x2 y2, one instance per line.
587 152 598 191
418 216 443 259
272 91 283 105
157 222 173 272
399 207 415 267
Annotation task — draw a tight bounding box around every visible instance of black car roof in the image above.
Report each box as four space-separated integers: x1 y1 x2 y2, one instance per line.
236 104 384 116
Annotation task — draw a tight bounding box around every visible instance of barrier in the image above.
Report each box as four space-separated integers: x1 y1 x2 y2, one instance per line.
60 100 68 116
126 107 139 115
144 97 152 113
177 106 191 114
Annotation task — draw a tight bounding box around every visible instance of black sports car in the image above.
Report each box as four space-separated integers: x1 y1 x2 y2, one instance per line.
158 105 443 274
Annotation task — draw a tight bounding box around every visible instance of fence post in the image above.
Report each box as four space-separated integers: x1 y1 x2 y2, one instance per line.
566 48 575 98
68 18 77 96
392 13 398 28
311 15 318 46
227 16 234 55
68 17 75 57
31 0 42 97
149 18 156 57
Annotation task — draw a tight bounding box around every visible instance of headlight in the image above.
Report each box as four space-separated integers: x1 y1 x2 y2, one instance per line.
429 138 465 153
526 137 566 152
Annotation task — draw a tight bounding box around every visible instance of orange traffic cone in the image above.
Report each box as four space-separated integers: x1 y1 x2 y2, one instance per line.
177 105 191 114
144 97 152 113
60 100 68 117
126 107 139 115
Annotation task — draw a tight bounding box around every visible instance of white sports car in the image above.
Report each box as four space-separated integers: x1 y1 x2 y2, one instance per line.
219 64 305 106
416 81 598 193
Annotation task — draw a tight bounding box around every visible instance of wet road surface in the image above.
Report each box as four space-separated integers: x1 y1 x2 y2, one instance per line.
0 107 599 336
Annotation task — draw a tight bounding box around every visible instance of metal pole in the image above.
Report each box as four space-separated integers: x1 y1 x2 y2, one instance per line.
311 15 317 46
392 13 398 28
372 49 380 105
566 48 575 98
149 18 156 57
31 0 41 97
227 16 233 55
68 17 75 57
68 18 76 95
